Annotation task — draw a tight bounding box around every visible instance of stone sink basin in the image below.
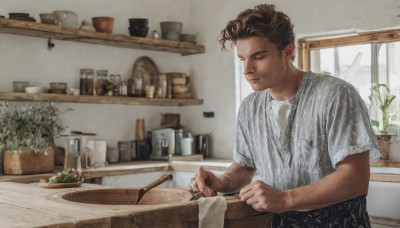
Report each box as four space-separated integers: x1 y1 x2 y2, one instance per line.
61 187 192 205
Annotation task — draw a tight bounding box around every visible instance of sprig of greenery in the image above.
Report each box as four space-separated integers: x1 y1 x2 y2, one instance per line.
368 83 397 133
0 100 72 154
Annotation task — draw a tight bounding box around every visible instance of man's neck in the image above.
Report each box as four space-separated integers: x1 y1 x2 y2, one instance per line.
269 68 304 101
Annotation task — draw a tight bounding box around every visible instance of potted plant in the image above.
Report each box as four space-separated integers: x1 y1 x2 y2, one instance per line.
0 100 71 175
368 83 397 160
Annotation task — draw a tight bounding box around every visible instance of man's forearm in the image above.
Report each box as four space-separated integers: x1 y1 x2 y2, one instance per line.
217 162 255 193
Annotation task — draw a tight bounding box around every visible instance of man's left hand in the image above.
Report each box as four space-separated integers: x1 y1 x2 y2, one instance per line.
239 180 288 214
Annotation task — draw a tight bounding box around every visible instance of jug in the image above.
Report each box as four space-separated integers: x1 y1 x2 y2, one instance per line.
53 10 78 28
64 136 81 172
195 133 211 158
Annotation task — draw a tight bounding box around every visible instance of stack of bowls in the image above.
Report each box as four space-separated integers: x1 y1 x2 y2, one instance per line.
160 21 182 41
128 18 149 37
9 13 36 22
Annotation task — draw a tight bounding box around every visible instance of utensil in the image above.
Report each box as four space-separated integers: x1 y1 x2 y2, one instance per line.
189 191 206 201
134 174 173 205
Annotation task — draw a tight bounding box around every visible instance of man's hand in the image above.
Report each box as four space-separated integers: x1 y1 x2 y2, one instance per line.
190 166 219 196
239 180 288 214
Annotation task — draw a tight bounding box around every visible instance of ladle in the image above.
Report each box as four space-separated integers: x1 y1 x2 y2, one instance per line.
134 174 173 205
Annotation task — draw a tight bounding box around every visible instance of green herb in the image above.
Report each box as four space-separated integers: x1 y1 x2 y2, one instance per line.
48 172 78 184
0 99 72 154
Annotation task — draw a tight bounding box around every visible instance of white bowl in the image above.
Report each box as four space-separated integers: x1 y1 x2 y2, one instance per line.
25 86 48 94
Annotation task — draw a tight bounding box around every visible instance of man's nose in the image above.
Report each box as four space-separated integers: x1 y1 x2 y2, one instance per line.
243 60 255 75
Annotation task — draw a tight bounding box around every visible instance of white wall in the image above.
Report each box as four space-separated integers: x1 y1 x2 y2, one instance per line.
1 0 400 158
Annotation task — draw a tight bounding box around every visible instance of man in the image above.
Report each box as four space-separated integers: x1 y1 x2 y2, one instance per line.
190 4 380 227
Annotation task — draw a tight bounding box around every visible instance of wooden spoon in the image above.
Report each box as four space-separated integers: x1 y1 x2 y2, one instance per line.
134 174 173 205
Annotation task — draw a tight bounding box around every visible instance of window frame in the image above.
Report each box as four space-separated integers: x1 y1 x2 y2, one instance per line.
298 28 400 71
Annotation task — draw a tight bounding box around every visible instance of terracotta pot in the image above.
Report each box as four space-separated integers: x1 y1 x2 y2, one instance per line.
92 17 114 33
3 147 54 175
376 134 392 160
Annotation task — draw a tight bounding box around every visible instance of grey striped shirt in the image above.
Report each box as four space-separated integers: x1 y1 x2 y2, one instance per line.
234 71 381 190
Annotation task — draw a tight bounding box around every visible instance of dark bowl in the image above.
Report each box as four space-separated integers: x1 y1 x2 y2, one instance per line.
128 27 149 37
129 18 148 26
9 13 30 18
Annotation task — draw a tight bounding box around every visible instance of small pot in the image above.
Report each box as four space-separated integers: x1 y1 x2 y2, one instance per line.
92 17 114 33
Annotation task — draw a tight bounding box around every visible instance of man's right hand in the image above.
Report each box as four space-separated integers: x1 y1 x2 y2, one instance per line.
189 166 220 197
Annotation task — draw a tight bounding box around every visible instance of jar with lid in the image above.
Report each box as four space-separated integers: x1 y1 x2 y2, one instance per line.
114 74 121 96
96 70 106 96
79 69 87 95
133 64 145 97
86 69 94 95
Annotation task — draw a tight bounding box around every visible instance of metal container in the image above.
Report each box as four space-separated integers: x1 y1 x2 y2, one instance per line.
195 133 211 158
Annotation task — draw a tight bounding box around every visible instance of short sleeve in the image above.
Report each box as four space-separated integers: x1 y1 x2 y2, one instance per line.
233 101 256 168
326 86 381 167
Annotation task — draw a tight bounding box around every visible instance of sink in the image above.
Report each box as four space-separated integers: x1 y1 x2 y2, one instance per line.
61 187 192 205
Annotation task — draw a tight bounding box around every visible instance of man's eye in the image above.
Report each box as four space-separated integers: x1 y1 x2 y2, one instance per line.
254 55 264 59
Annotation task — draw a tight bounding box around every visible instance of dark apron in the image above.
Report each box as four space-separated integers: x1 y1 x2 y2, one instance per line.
272 195 371 228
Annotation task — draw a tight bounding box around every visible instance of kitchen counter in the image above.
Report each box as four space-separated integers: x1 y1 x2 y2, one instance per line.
0 182 271 228
1 159 400 183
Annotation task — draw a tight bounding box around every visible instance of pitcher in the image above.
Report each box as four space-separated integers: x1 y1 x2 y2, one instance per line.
64 136 81 172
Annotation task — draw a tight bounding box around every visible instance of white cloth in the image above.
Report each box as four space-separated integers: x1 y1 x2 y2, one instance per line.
198 196 227 228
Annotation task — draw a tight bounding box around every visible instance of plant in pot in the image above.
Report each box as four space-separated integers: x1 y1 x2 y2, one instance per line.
368 83 397 160
0 100 71 175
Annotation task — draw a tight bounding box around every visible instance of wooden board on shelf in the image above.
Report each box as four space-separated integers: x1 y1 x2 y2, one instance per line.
0 92 203 106
370 159 400 168
0 18 205 55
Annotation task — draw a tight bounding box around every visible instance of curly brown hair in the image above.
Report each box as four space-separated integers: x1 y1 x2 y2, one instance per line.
219 4 295 52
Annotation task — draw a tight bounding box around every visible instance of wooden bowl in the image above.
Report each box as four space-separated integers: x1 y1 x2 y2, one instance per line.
92 17 114 33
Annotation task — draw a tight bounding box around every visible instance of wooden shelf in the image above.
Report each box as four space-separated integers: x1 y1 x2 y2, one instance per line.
0 92 203 106
0 18 205 55
370 159 400 168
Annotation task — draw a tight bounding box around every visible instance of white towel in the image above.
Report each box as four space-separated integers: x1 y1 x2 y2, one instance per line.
198 196 227 228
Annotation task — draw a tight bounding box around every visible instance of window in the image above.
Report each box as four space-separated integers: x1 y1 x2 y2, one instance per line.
299 29 400 133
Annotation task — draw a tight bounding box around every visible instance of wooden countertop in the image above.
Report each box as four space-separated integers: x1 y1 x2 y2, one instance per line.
0 182 269 228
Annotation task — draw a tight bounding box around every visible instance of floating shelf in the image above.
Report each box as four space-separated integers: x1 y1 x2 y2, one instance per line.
0 18 205 55
0 92 203 106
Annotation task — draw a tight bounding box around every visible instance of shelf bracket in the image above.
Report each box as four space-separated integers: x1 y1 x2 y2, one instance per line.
47 38 55 51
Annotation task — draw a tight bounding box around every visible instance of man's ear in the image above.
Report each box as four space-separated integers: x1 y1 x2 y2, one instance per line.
283 43 295 60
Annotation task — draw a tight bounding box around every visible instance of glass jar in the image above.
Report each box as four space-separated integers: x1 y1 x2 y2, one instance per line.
96 70 106 96
79 69 87 95
133 65 145 97
64 136 81 173
86 69 94 95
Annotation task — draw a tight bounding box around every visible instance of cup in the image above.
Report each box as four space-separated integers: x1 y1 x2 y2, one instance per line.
145 85 155 98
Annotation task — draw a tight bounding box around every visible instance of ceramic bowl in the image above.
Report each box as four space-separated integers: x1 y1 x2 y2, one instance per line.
92 17 114 33
53 10 78 28
25 86 48 94
160 21 182 33
13 81 29 92
180 34 196 43
128 26 149 37
129 18 148 27
162 31 180 41
39 13 59 25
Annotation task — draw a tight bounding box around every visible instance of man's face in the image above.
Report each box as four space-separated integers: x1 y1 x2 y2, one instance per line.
236 37 292 91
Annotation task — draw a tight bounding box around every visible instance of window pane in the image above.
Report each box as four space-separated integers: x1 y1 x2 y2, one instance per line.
382 42 400 130
310 44 372 102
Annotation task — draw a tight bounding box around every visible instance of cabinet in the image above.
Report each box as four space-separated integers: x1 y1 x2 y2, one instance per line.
0 18 205 106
